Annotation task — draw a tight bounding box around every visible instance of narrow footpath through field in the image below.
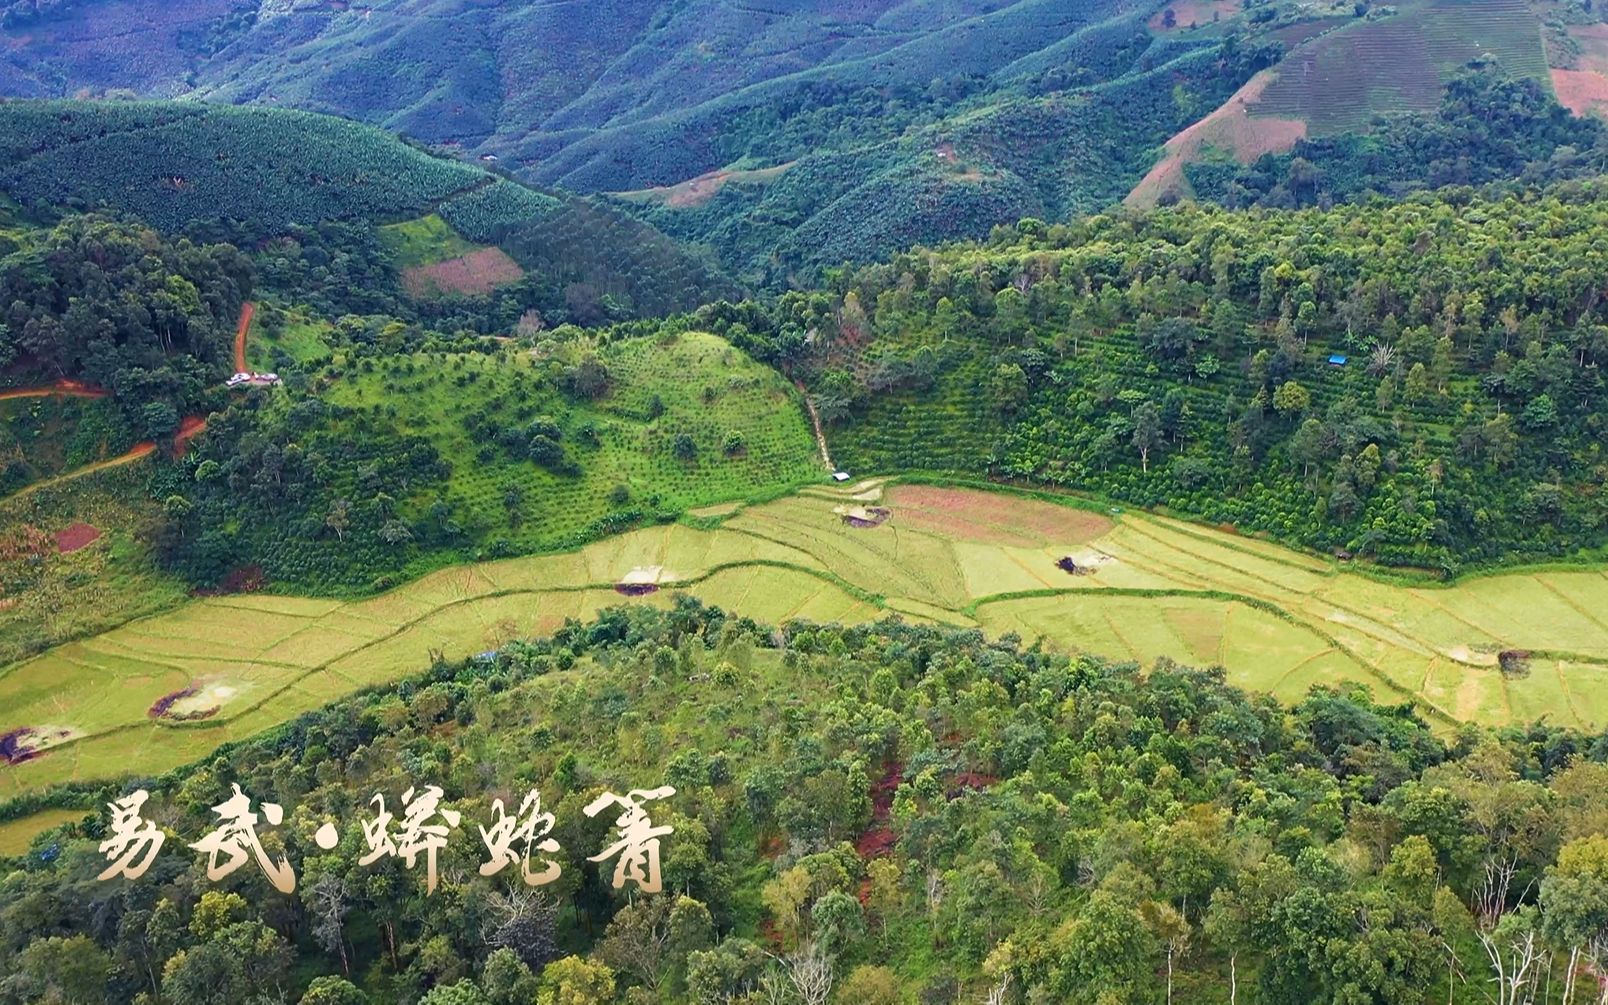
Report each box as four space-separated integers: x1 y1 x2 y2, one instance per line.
796 380 833 470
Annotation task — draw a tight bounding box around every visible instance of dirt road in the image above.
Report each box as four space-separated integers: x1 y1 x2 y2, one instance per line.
0 379 109 402
234 301 256 372
1 441 156 504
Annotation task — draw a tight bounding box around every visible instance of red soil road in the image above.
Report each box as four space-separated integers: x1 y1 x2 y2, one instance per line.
0 378 109 401
174 415 208 457
234 301 255 372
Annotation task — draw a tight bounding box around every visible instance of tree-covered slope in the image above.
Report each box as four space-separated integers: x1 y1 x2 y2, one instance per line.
3 603 1604 1005
1187 71 1608 209
0 100 484 231
0 100 741 322
0 0 1279 282
0 215 250 430
695 182 1608 570
157 319 821 595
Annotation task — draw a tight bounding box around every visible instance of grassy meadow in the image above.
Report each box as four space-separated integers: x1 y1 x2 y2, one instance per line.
5 477 1608 798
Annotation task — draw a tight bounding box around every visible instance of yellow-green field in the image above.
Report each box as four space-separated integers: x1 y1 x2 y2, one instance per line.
4 477 1608 796
0 807 88 855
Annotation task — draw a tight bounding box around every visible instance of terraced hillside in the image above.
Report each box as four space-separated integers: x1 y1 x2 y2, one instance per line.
6 478 1608 797
1249 0 1550 135
1125 0 1567 205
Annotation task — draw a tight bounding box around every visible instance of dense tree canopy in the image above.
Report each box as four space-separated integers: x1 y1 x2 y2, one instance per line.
0 215 250 422
693 181 1608 568
4 603 1607 1004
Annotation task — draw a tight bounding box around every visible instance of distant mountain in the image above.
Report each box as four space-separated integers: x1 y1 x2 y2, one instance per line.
0 0 1275 282
0 99 740 322
1 0 1604 282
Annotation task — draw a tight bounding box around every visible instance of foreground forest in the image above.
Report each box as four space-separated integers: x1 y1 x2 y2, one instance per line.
5 604 1608 1005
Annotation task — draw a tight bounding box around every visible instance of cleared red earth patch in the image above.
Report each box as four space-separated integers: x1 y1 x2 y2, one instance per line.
402 247 525 298
1126 69 1306 207
856 761 903 861
1553 68 1608 116
53 523 101 553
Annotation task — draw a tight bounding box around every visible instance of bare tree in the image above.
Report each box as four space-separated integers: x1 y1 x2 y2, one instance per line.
599 896 675 991
984 973 1012 1005
1475 910 1546 1005
481 889 560 970
307 872 350 976
1367 342 1397 378
774 942 834 1005
758 968 793 1005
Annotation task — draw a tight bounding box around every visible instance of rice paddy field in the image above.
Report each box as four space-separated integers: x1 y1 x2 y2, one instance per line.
5 477 1608 799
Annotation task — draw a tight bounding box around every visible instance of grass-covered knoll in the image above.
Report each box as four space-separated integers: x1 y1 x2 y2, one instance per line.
246 308 334 372
8 477 1608 798
376 214 479 270
160 327 823 595
0 100 486 232
16 600 1592 1005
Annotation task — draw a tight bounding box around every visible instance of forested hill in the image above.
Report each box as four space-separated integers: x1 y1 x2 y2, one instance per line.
1188 72 1608 210
5 602 1606 1005
0 0 1281 283
5 0 1603 285
691 182 1608 571
0 100 740 324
